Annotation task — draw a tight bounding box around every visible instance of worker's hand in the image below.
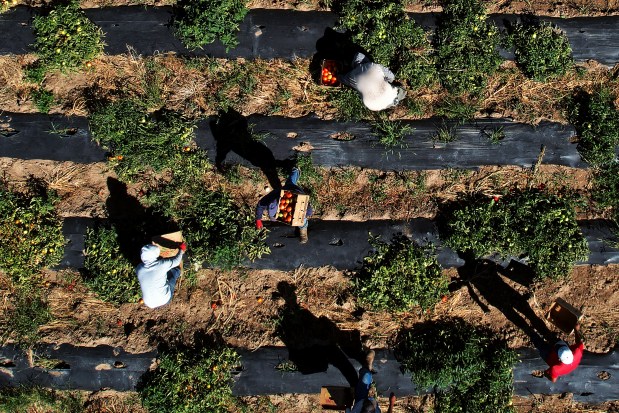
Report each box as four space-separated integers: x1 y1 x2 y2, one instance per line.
256 219 263 230
179 242 187 252
389 393 396 406
574 323 581 331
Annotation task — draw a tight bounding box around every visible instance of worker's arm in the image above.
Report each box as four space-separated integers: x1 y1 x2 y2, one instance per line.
386 393 395 413
574 323 583 345
379 65 395 82
158 245 185 271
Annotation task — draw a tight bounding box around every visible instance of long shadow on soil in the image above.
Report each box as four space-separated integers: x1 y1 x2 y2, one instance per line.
451 257 557 344
210 108 294 190
105 177 178 265
273 281 362 387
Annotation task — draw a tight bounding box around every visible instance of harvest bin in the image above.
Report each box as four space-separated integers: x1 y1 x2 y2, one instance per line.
320 59 342 87
546 297 582 334
276 190 310 226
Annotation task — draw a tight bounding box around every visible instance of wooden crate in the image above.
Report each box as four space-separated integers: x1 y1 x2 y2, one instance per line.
151 231 183 258
320 386 353 410
546 297 582 334
277 190 310 226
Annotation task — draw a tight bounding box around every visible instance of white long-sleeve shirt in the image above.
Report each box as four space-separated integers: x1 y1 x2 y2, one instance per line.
136 251 183 308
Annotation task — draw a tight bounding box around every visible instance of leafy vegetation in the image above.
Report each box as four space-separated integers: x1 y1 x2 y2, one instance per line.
0 287 52 348
172 0 248 51
139 345 240 413
507 21 573 81
593 162 619 214
143 155 270 268
441 190 589 279
31 1 104 73
397 319 517 413
337 0 436 88
566 87 619 167
31 87 55 113
83 225 140 305
0 387 83 413
434 0 502 94
329 87 371 122
354 234 448 312
89 99 197 181
0 180 64 284
371 117 414 148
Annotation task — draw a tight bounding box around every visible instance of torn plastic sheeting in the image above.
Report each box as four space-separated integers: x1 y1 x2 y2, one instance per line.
0 113 105 163
233 347 417 397
244 218 464 270
58 217 619 272
0 344 157 391
0 112 585 169
514 347 619 403
1 7 619 65
233 346 619 403
197 116 585 170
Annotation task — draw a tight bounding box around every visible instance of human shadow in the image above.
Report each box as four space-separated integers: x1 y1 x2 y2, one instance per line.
451 256 557 344
210 108 294 190
105 177 178 265
273 281 362 387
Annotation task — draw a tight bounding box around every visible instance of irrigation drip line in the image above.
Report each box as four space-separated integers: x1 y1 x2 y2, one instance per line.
0 112 585 170
1 7 618 65
1 344 617 403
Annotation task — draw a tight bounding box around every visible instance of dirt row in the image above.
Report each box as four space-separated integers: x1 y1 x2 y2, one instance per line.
1 54 617 125
7 0 619 18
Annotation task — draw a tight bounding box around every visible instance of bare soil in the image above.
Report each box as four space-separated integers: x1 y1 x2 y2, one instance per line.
14 0 619 17
1 55 617 126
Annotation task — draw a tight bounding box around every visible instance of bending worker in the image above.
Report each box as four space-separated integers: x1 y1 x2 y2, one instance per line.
543 323 585 382
347 350 396 413
340 52 406 112
256 167 312 243
136 242 186 309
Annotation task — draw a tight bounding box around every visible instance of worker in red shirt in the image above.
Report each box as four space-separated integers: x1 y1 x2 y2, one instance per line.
544 323 585 382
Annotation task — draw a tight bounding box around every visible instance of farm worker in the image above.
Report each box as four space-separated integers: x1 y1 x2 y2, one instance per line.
256 167 313 243
543 323 585 382
346 350 396 413
136 242 186 309
340 52 406 112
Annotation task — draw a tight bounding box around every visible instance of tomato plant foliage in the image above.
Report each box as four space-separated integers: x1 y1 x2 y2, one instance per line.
31 1 104 74
354 234 447 312
397 319 517 413
0 180 64 284
441 190 588 279
139 345 240 413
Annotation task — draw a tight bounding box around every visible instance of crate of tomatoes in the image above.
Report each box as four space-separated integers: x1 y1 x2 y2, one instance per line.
320 59 342 87
277 190 310 226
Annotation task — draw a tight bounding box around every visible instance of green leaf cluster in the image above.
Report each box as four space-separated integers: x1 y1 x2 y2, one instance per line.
442 190 589 279
139 345 240 413
89 99 197 181
0 288 52 348
397 319 517 413
83 225 140 305
566 87 619 167
0 181 64 284
355 234 447 312
142 156 270 268
507 21 573 81
0 386 83 413
434 0 502 94
31 1 104 73
172 0 248 52
337 0 436 88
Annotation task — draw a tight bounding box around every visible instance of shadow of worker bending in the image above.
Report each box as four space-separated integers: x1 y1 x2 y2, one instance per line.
273 281 361 387
451 256 557 345
105 177 178 266
210 108 294 191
